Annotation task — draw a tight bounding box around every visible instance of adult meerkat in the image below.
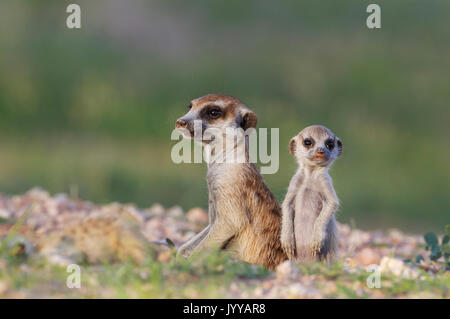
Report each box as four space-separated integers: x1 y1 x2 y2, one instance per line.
281 125 342 262
175 94 287 269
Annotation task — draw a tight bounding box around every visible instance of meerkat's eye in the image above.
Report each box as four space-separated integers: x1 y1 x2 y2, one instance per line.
188 103 192 109
303 139 313 147
325 139 335 150
208 108 221 118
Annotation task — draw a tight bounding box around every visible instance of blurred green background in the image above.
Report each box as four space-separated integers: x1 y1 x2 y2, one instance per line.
0 0 449 232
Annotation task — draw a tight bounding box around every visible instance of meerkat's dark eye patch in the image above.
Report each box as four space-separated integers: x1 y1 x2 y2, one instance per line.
201 105 223 120
209 108 221 118
325 139 335 150
188 103 192 109
303 138 314 148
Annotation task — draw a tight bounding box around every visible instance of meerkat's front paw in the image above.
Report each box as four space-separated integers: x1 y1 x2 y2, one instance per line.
310 231 324 257
176 245 191 260
281 235 296 259
310 240 321 257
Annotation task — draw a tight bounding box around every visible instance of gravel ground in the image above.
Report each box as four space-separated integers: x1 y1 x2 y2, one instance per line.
0 188 448 298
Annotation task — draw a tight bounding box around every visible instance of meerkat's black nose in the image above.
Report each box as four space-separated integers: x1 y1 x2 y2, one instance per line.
176 119 187 128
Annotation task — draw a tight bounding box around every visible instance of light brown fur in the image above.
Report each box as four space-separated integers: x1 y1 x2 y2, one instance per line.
175 94 287 269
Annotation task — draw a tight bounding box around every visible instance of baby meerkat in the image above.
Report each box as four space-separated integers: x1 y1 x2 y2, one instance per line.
281 125 343 262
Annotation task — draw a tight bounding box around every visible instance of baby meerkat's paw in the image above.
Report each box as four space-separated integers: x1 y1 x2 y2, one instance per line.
310 240 321 257
310 229 325 257
281 232 296 260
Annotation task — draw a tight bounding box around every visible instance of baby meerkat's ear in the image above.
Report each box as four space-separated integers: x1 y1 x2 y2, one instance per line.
336 138 343 156
240 109 258 130
289 137 297 156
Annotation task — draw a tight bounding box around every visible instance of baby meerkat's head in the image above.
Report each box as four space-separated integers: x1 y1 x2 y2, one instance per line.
175 94 257 144
289 125 343 167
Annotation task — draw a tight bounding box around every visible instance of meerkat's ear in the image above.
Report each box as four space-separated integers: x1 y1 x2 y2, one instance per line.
337 138 343 156
289 137 297 156
240 109 258 130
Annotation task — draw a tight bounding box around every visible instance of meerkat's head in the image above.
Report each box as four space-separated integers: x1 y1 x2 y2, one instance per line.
175 94 257 145
289 125 343 168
